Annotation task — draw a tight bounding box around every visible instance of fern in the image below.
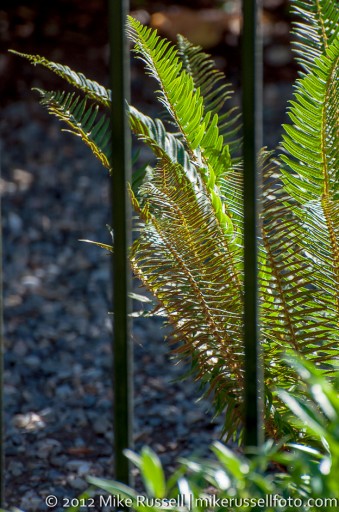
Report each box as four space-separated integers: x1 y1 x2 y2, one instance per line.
176 35 242 158
279 31 339 336
9 50 111 107
292 0 339 73
130 153 244 437
127 17 243 246
35 89 112 170
13 0 339 442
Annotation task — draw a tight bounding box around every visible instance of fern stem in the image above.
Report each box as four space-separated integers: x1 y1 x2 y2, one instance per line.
316 0 329 51
262 232 300 352
320 52 339 318
322 195 339 319
152 216 241 369
135 211 244 386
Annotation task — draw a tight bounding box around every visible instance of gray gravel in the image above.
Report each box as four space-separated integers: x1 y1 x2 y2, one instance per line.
1 99 226 511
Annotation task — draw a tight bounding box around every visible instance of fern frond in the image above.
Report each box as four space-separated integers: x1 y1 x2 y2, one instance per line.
281 40 339 202
128 106 244 241
176 35 241 158
130 154 244 440
127 15 243 254
128 105 199 183
261 164 338 366
127 16 231 174
280 34 339 319
35 89 112 170
292 0 339 73
9 50 111 108
260 157 339 439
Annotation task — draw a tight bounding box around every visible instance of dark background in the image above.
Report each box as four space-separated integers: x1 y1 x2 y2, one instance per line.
1 0 296 106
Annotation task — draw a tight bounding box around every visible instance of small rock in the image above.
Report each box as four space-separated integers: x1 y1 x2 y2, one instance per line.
25 355 42 369
93 417 111 435
55 384 73 400
22 275 41 289
185 410 205 424
66 460 91 476
20 490 41 511
12 412 46 431
50 455 68 468
8 211 23 236
67 475 87 491
38 407 56 422
13 340 29 357
36 438 62 459
8 460 25 477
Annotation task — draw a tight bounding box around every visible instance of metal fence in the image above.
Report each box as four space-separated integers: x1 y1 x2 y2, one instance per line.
0 0 264 501
109 0 264 486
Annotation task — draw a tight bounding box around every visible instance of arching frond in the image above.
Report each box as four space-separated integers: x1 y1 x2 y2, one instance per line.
127 17 232 175
9 50 111 108
281 41 339 201
292 0 339 73
36 89 112 170
280 38 339 322
176 35 241 158
128 105 199 183
260 159 339 439
127 15 243 255
130 153 244 440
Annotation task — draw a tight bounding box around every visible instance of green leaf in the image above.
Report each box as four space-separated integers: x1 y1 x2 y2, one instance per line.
140 447 166 499
9 50 111 107
212 442 248 481
87 476 138 500
35 89 112 170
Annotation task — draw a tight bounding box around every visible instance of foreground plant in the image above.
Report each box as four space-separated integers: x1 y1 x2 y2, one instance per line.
66 357 338 512
11 0 339 441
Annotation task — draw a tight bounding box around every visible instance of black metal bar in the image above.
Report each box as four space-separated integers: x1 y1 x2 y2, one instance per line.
242 0 264 448
0 142 4 505
108 0 133 484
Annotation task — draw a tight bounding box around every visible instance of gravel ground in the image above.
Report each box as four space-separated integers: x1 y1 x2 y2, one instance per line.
1 97 230 511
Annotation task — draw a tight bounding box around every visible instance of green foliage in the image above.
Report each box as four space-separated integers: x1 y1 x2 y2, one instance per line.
8 50 111 107
12 0 339 442
78 358 339 511
35 89 112 171
176 34 242 157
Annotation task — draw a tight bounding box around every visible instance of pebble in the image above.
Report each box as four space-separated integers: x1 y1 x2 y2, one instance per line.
8 211 23 236
50 455 68 468
67 476 87 491
65 460 91 476
55 384 73 400
7 460 25 477
93 417 112 435
25 355 42 369
20 491 41 512
36 439 62 459
12 412 46 431
13 339 29 357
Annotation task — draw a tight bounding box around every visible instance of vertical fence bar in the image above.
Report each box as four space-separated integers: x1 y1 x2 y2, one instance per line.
242 0 264 447
108 0 133 484
0 143 4 505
